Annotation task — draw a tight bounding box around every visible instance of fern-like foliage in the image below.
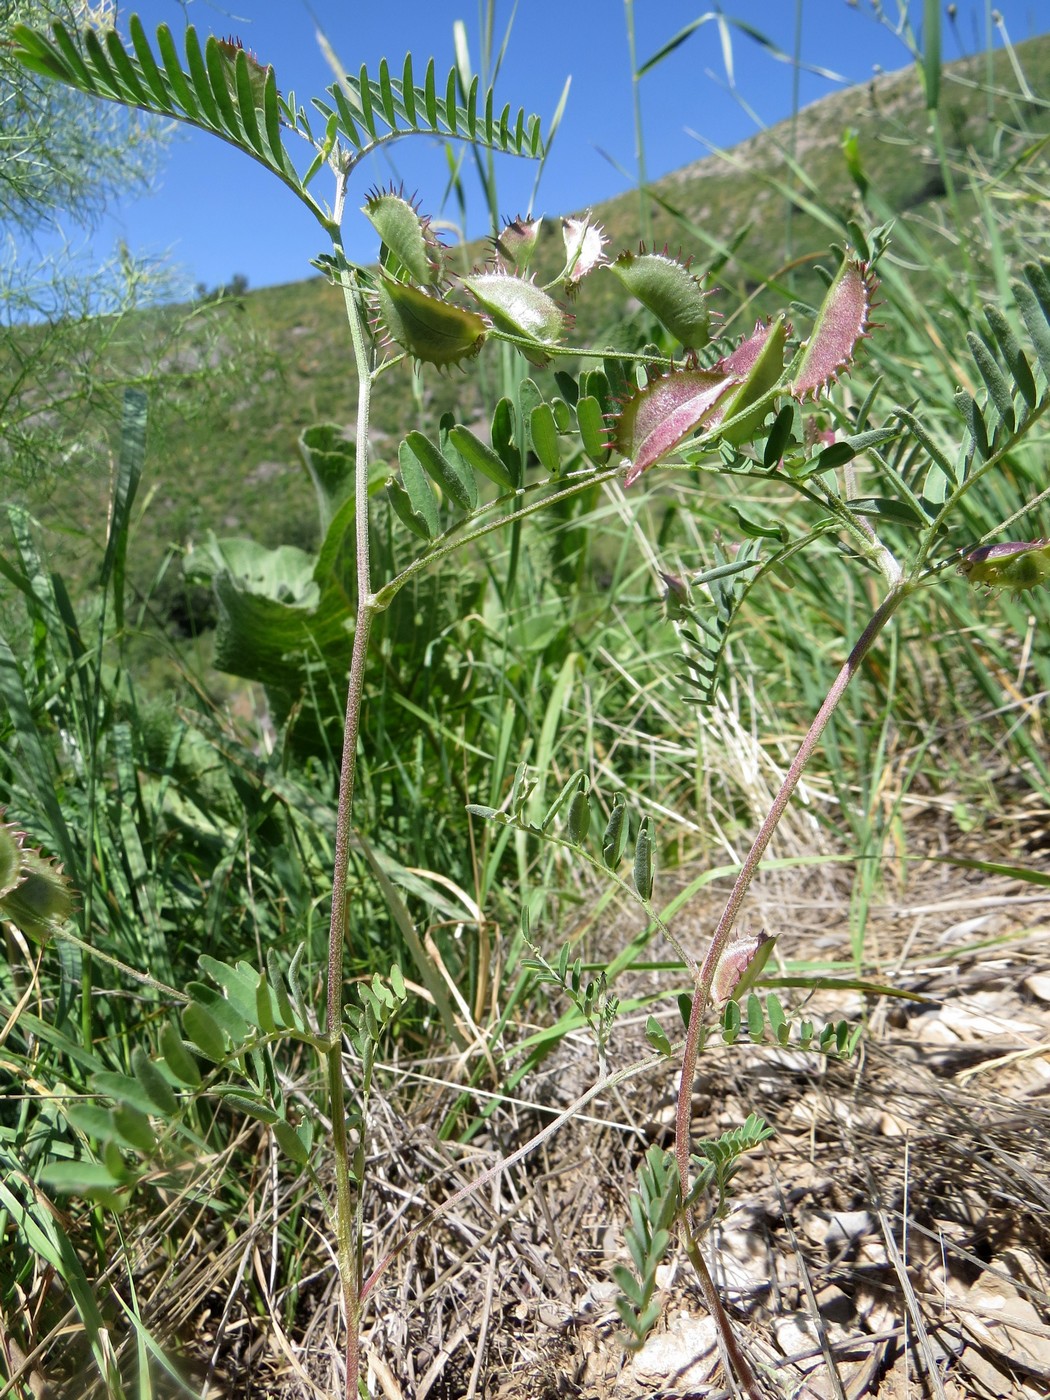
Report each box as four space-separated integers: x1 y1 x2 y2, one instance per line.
612 1145 681 1348
12 18 330 221
718 990 865 1061
958 261 1050 460
40 949 408 1207
611 1120 771 1346
686 1113 774 1221
894 260 1050 528
669 541 763 706
309 54 545 168
10 21 549 233
521 925 619 1069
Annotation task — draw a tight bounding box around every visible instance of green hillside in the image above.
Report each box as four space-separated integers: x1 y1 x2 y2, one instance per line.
17 33 1049 631
3 21 1050 1398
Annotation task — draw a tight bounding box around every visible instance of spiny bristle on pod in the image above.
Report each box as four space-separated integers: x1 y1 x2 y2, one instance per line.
493 215 543 272
791 256 878 401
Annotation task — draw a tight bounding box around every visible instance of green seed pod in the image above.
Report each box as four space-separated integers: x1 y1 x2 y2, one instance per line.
601 795 629 869
608 249 711 350
215 37 272 109
715 316 789 444
460 271 570 368
375 273 487 369
958 539 1050 592
633 817 654 902
363 188 441 286
0 819 23 898
0 848 75 946
566 783 591 845
494 215 543 272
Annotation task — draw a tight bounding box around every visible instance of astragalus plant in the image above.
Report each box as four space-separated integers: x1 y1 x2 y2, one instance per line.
8 11 1050 1397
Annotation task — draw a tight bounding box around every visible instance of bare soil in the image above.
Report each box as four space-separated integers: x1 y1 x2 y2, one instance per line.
259 845 1050 1400
40 844 1045 1400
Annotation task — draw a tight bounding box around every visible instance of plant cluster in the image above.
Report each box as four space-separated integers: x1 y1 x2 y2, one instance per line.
2 8 1049 1400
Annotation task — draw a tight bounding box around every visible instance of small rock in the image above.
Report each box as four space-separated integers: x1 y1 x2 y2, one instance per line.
824 1210 872 1251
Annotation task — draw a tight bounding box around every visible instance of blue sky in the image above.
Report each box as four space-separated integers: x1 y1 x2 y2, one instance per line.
47 1 1050 292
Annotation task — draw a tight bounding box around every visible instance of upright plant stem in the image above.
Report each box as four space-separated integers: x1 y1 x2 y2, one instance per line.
324 245 378 1398
669 582 906 1396
623 0 651 246
674 584 907 1176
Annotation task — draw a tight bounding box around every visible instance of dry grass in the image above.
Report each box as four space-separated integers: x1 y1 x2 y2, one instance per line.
15 835 1049 1400
188 864 1050 1397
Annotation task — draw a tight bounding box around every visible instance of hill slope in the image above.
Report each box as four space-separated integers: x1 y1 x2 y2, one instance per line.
17 33 1050 625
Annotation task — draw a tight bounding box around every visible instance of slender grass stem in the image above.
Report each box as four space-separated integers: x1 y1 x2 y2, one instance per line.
664 581 908 1393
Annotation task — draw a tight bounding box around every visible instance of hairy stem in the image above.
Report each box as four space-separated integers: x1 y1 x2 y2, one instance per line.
668 582 907 1392
675 588 907 1165
325 246 377 1399
682 1231 764 1400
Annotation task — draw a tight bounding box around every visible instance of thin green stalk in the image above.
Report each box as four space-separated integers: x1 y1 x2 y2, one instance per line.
324 242 379 1400
623 0 651 245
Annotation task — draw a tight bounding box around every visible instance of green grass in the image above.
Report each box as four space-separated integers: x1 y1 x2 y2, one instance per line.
9 36 1047 623
2 19 1049 1397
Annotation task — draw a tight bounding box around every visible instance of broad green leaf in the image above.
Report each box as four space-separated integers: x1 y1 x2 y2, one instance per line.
160 1022 202 1087
131 1047 178 1115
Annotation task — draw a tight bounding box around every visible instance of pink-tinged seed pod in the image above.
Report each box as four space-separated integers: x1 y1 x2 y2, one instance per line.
713 930 776 1004
958 539 1050 593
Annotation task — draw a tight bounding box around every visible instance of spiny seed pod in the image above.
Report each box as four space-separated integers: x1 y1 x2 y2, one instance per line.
561 214 607 295
375 273 487 369
494 215 543 272
958 539 1050 593
614 366 737 486
0 845 76 947
608 248 711 350
714 315 790 444
460 271 571 368
0 818 25 898
363 187 444 287
791 256 877 401
713 930 776 1004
